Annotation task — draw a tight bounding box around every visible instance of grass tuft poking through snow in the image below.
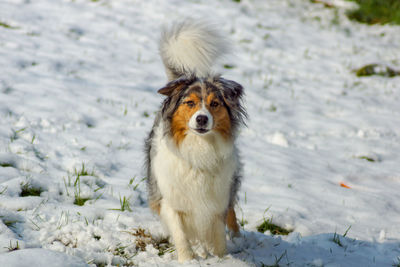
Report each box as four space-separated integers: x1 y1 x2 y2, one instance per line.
127 228 173 256
5 241 20 252
354 64 400 77
332 225 352 248
260 250 289 267
20 181 43 197
0 186 7 195
128 176 147 191
0 21 19 30
356 155 376 162
112 196 132 212
74 163 97 177
257 219 292 236
347 0 400 25
1 218 20 229
223 64 236 69
256 208 292 235
73 176 90 206
0 163 14 168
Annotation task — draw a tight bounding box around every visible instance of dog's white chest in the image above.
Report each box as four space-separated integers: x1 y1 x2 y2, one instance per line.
152 125 236 214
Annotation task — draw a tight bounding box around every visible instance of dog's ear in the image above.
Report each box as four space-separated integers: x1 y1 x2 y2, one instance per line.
158 77 193 96
216 77 244 104
215 77 247 127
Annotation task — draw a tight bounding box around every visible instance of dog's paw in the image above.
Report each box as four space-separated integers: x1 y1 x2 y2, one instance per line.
197 246 208 259
212 250 226 258
177 250 194 263
211 244 226 258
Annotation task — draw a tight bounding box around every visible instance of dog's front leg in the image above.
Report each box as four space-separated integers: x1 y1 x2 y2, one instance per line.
160 203 193 263
210 215 227 257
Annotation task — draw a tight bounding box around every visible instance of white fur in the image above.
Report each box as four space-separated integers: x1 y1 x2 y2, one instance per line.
151 121 237 262
188 103 214 132
159 20 230 79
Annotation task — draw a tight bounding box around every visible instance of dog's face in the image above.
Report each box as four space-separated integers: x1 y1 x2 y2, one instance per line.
171 84 231 141
158 76 246 145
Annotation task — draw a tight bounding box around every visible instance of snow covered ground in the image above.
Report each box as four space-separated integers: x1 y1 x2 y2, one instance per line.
1 0 400 266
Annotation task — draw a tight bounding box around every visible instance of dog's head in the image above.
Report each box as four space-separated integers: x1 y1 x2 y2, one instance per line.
158 76 246 144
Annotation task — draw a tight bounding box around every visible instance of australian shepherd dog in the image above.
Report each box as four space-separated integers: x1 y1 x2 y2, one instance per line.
145 20 246 262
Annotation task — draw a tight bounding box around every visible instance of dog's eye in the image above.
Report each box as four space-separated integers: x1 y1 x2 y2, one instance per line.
185 101 195 107
210 101 219 108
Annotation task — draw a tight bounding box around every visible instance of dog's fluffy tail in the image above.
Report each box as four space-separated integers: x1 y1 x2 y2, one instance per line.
159 20 229 81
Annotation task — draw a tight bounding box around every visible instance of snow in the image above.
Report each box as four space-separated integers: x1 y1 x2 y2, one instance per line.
0 248 88 267
1 0 400 266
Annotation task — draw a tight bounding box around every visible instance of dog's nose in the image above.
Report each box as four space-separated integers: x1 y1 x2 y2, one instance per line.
196 115 208 127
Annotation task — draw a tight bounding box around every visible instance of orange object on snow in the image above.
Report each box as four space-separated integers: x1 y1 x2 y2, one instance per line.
340 182 351 189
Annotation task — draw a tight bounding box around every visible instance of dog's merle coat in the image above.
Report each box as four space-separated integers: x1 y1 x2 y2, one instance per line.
143 19 247 262
145 75 246 215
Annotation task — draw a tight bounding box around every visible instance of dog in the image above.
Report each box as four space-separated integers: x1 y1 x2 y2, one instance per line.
145 20 246 262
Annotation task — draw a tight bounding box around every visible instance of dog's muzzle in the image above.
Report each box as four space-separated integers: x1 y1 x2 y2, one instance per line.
189 108 213 134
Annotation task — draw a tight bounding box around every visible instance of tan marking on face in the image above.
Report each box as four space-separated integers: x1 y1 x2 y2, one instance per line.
206 92 231 139
171 93 202 144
